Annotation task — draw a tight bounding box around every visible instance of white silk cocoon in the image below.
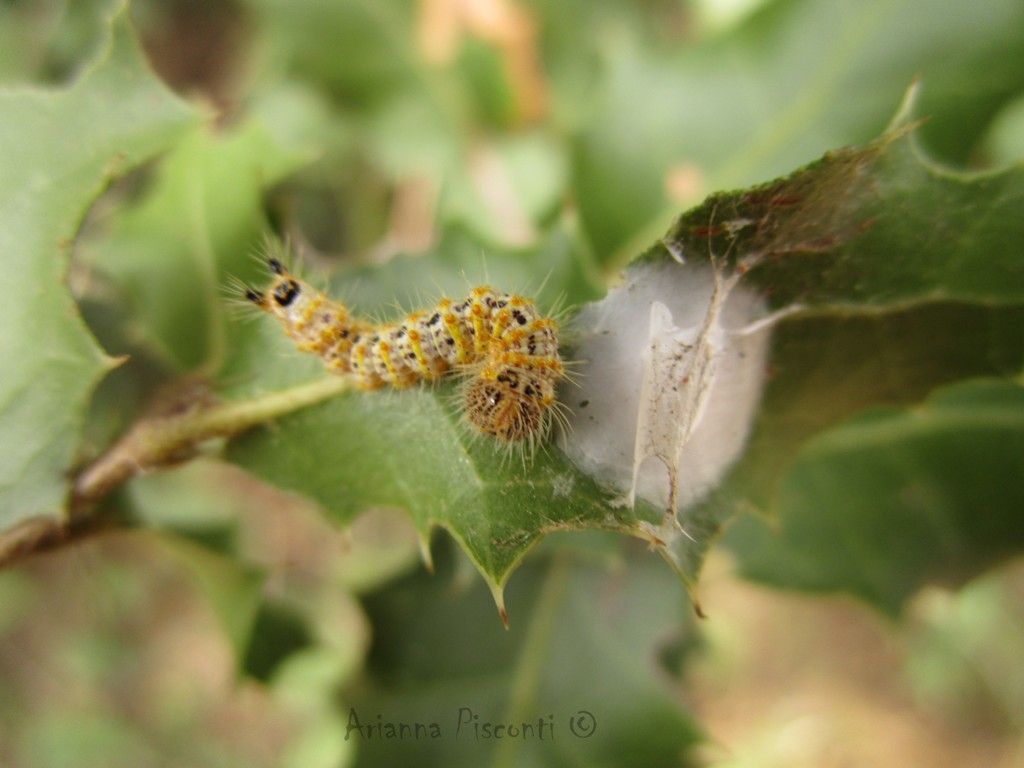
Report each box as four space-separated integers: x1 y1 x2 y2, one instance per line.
563 260 777 512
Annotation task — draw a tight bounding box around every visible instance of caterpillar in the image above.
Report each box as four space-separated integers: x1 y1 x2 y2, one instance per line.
242 256 566 448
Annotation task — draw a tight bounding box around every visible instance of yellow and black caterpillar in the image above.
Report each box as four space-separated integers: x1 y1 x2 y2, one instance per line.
243 257 565 447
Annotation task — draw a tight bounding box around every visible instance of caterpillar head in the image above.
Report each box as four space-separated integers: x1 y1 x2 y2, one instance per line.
245 258 302 317
244 258 343 350
464 368 552 444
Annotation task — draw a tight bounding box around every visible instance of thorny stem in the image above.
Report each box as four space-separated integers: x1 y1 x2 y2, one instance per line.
0 376 352 568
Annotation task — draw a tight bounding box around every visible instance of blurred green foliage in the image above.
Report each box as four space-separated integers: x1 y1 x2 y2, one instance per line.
0 0 1022 766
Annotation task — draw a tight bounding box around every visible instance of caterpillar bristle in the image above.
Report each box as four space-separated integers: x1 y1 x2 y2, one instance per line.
221 274 265 321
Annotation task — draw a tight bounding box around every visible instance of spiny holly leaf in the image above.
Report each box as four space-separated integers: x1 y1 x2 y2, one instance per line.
223 231 644 618
661 103 1024 611
724 301 1024 517
729 380 1024 614
660 115 1024 308
227 390 664 619
225 109 1024 618
571 0 1024 265
0 4 196 538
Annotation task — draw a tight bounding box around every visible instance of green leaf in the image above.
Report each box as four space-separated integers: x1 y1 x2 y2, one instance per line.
660 123 1024 308
723 300 1024 516
222 230 634 613
82 111 323 371
0 4 196 533
224 115 1024 615
652 114 1024 610
728 380 1024 614
28 1 1018 626
570 0 1024 265
346 540 702 767
227 390 662 618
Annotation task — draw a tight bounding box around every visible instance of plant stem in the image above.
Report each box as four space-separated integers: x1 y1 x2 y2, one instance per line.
72 376 352 511
0 376 353 570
